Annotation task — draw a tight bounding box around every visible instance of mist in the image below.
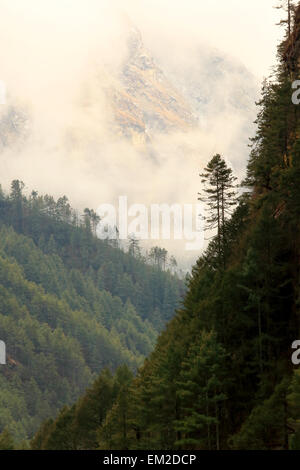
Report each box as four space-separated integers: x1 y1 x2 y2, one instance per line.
0 1 283 266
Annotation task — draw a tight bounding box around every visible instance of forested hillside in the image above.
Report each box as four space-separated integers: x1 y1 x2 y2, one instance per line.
31 3 300 450
0 182 184 444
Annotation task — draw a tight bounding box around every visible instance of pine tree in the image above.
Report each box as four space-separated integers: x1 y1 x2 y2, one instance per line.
10 179 25 232
74 368 116 449
148 246 168 270
175 331 228 450
98 366 133 450
0 428 15 450
128 234 141 259
274 1 296 39
287 370 300 449
199 154 237 267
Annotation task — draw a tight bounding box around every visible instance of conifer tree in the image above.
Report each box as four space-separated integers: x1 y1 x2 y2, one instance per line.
199 154 237 267
175 331 228 450
275 0 296 39
128 234 141 258
0 428 15 450
10 179 25 232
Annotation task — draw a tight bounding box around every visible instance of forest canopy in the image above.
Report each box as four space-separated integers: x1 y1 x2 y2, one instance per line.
31 1 300 450
0 181 184 443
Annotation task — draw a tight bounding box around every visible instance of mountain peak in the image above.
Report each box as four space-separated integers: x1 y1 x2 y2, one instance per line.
106 26 197 146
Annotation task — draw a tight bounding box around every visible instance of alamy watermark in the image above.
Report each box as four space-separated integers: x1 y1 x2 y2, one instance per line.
0 340 6 365
292 81 300 104
290 85 300 366
96 196 205 251
291 340 300 366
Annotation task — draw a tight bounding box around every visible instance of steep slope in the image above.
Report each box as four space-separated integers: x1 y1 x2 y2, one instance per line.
0 183 184 442
32 5 300 451
112 27 197 142
0 27 197 153
0 25 256 154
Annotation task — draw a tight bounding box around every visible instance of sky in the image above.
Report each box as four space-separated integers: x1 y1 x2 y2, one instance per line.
128 0 284 79
0 0 283 80
0 0 284 113
0 1 286 265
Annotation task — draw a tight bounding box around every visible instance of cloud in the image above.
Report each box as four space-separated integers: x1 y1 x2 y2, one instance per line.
0 1 280 265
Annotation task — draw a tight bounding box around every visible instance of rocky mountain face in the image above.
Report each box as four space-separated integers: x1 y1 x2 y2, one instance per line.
0 27 197 151
0 25 257 154
101 26 258 152
107 27 198 147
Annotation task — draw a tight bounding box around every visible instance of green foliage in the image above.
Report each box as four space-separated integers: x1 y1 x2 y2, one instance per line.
0 428 15 450
98 365 134 450
17 4 300 451
42 8 300 451
199 153 238 268
31 365 133 450
0 187 183 445
229 379 290 450
174 331 228 450
287 369 300 448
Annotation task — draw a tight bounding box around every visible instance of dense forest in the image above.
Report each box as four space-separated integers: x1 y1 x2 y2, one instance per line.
0 181 184 445
27 2 300 451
